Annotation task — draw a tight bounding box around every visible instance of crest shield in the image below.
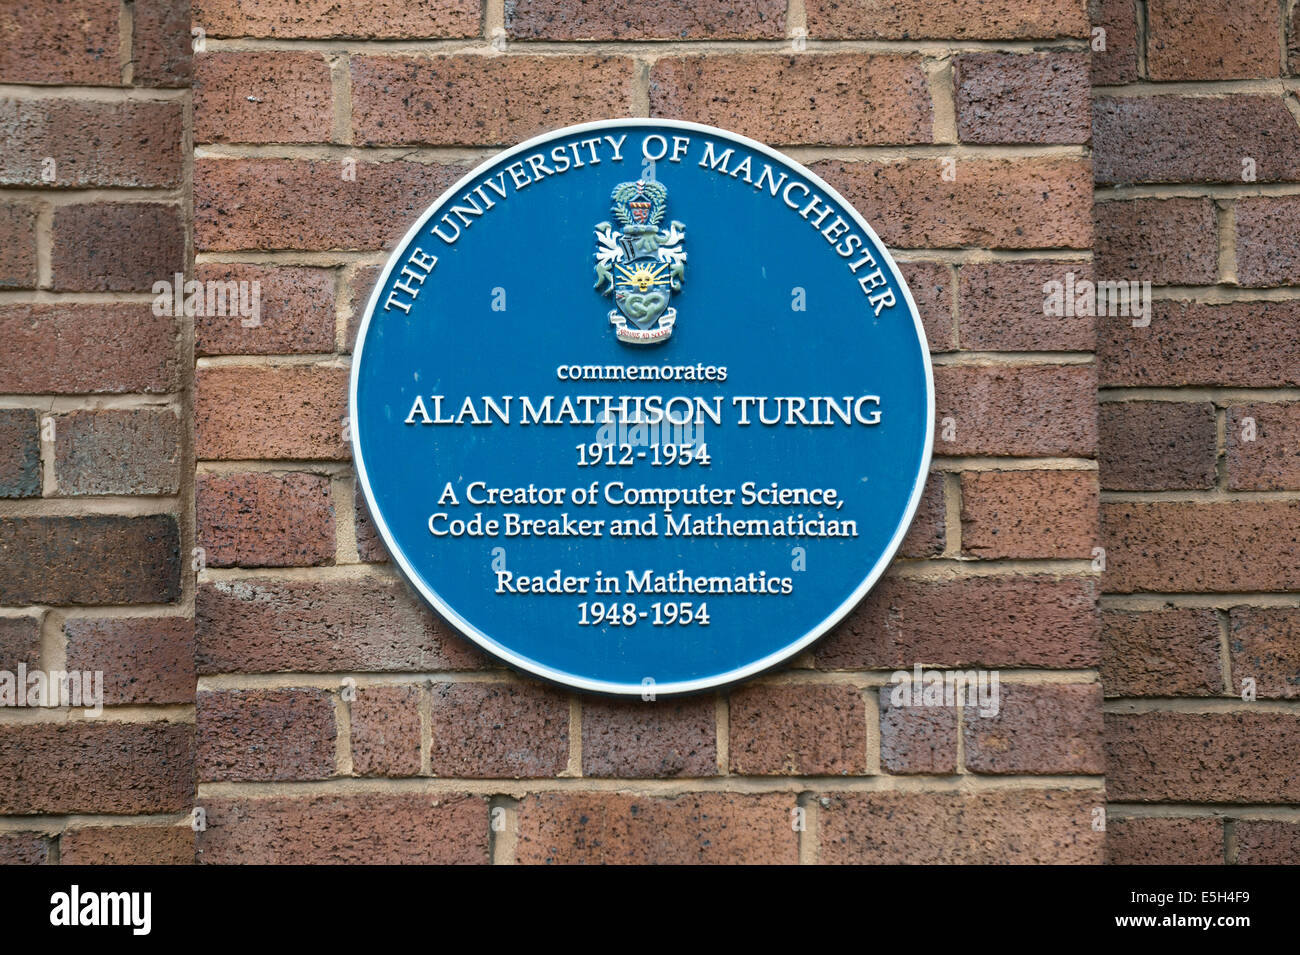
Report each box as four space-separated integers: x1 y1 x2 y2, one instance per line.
594 180 686 345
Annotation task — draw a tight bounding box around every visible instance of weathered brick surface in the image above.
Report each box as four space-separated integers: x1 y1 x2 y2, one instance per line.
0 202 37 287
344 265 384 353
878 689 957 773
0 98 184 188
64 616 195 705
0 831 50 865
1093 96 1300 184
1235 197 1300 287
353 55 637 146
0 515 180 605
955 53 1090 144
51 203 185 292
1093 198 1219 285
196 471 335 567
197 793 489 864
60 826 195 865
0 409 41 499
1235 820 1300 864
350 684 422 777
818 789 1104 863
194 264 336 356
515 792 799 864
53 409 182 496
897 261 955 352
509 0 786 39
935 365 1098 458
195 576 489 673
1101 609 1222 697
1227 403 1300 490
196 365 348 460
196 688 337 782
1103 501 1300 593
428 682 569 777
816 574 1101 669
1106 817 1223 864
354 483 388 562
0 721 194 814
0 616 42 671
0 0 121 85
581 696 717 777
728 683 868 775
0 305 178 394
192 0 482 39
1228 607 1300 699
133 0 193 87
803 0 1090 39
898 473 946 558
956 262 1096 352
650 55 933 146
1107 712 1300 802
963 683 1104 773
1089 0 1139 84
962 470 1099 559
813 158 1093 249
1146 0 1281 81
1098 401 1217 491
194 52 334 144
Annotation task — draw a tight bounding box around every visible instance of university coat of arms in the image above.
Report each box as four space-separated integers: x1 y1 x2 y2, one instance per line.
593 180 686 344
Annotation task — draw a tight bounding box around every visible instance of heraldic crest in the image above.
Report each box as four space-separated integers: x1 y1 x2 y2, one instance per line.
593 179 686 345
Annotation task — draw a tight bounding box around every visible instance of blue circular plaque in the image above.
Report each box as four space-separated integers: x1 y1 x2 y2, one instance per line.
352 120 934 695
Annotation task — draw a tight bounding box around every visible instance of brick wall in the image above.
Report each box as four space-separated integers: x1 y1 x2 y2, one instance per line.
1092 0 1300 865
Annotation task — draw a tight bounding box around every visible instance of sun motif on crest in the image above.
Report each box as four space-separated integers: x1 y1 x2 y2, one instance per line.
616 261 671 292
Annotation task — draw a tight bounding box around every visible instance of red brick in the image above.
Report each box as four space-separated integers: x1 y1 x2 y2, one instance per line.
955 53 1090 145
194 264 336 355
1100 302 1300 388
581 696 717 777
962 470 1099 559
51 203 185 292
957 262 1097 352
1089 0 1139 84
1106 711 1300 802
197 688 336 782
0 831 50 865
898 261 954 352
133 0 193 87
354 482 388 561
803 0 1090 39
1099 401 1217 491
818 789 1103 863
1093 96 1300 184
0 0 120 85
1292 10 1300 74
727 683 868 775
0 616 42 671
196 471 335 567
0 99 183 188
878 688 957 773
1236 820 1300 864
898 472 946 558
0 721 193 814
651 54 932 146
1101 609 1222 697
0 304 178 394
350 684 422 777
963 683 1103 774
353 55 636 146
0 202 37 287
429 681 568 777
53 409 182 496
0 515 180 605
194 52 333 144
196 365 348 460
509 0 785 38
1147 0 1281 80
0 410 41 499
515 792 798 864
1103 501 1300 593
935 365 1097 457
195 158 469 252
343 265 384 353
192 0 482 39
63 617 195 705
197 793 488 864
1228 403 1300 489
195 576 489 673
1236 196 1300 286
60 826 194 865
1106 816 1223 864
812 158 1093 250
1229 608 1300 699
816 573 1101 669
1093 198 1219 285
